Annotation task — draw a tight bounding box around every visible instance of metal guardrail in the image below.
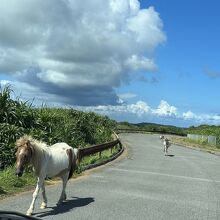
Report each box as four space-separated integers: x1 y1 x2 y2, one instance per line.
78 132 122 160
78 139 121 160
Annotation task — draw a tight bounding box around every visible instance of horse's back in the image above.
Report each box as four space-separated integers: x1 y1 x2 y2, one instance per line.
47 143 72 177
50 142 71 150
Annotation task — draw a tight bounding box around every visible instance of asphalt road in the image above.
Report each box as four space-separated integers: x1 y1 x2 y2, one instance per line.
1 133 220 220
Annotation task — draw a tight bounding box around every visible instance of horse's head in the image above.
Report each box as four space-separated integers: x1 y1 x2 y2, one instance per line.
15 137 33 177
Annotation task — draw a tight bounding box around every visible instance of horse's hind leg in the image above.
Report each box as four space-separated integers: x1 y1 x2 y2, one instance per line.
40 182 47 209
57 172 69 204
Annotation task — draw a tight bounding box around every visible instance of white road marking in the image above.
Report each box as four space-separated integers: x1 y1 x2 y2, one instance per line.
110 168 220 183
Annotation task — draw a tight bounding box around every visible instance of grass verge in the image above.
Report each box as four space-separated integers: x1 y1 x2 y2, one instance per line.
170 136 220 154
0 166 36 199
0 147 120 200
79 147 120 170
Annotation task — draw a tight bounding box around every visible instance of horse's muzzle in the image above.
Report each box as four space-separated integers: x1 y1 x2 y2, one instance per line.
15 170 23 177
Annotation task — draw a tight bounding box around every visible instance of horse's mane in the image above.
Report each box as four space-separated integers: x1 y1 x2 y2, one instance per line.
16 135 48 150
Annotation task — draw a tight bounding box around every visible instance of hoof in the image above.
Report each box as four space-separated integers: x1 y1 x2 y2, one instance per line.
40 202 47 209
57 194 66 205
57 200 63 205
26 210 33 216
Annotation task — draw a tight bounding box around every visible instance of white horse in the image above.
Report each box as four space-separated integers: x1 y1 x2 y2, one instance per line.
15 135 79 216
163 138 171 155
159 135 171 155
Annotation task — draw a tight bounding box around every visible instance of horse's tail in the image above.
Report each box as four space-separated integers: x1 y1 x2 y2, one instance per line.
66 148 76 180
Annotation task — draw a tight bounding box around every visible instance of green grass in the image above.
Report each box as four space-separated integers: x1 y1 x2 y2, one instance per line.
170 136 220 153
80 147 120 168
0 166 36 198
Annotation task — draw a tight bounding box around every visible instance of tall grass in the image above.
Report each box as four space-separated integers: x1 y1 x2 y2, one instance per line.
0 84 116 169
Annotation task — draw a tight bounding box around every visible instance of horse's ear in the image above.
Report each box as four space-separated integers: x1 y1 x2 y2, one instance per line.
26 140 34 156
26 140 30 147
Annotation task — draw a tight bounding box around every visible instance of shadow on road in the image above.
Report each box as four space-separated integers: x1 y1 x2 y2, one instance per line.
35 196 95 218
165 154 175 157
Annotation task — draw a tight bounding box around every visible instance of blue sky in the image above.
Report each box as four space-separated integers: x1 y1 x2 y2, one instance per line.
0 0 220 127
116 0 220 126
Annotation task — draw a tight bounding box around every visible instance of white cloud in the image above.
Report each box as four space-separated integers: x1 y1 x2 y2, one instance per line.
127 101 151 116
153 100 177 116
80 101 220 126
125 55 157 71
0 0 166 105
126 6 166 49
118 93 137 100
182 111 197 120
80 100 150 116
78 100 176 118
182 110 220 124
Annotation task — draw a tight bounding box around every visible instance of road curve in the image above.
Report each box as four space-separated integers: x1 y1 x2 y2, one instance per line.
0 133 220 220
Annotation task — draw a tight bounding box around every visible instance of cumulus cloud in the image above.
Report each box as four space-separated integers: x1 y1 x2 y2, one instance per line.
182 111 197 120
153 100 177 116
182 110 220 124
125 55 157 72
73 100 220 126
79 100 177 119
80 100 150 116
0 0 166 105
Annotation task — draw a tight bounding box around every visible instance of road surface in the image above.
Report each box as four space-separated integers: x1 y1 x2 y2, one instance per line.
0 133 220 220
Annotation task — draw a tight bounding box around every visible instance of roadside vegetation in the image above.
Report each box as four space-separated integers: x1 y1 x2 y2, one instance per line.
0 84 117 198
186 125 220 147
117 121 186 136
170 136 220 153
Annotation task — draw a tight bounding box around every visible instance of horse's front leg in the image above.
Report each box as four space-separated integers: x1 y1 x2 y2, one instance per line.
164 145 167 155
165 145 168 155
26 177 44 216
40 182 47 209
